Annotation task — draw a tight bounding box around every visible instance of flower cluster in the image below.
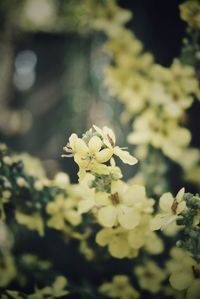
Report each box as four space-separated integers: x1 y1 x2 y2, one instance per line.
62 126 164 259
77 0 200 190
166 247 200 299
62 125 137 180
179 0 200 29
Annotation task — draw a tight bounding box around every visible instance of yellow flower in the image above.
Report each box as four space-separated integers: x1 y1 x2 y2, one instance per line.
28 276 69 299
166 247 200 299
179 0 200 29
127 216 163 255
0 253 16 287
150 188 186 231
135 260 167 293
15 211 44 236
79 179 154 230
99 275 139 299
93 125 138 165
96 181 150 229
96 227 134 259
63 133 112 177
46 194 81 230
128 110 192 162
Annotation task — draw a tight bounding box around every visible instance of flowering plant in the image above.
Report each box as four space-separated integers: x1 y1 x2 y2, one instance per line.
0 0 200 299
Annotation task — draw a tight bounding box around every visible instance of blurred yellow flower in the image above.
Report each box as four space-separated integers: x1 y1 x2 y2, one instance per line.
28 276 69 299
46 194 81 230
15 211 44 236
135 260 167 293
179 0 200 29
99 275 139 299
166 247 200 299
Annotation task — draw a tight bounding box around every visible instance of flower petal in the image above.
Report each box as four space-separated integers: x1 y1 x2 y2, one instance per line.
102 126 116 146
88 136 102 152
97 206 117 227
68 133 78 150
169 271 193 291
96 148 113 163
118 205 140 229
95 192 110 206
108 235 130 258
92 163 110 175
75 138 88 155
78 199 94 214
96 228 113 246
114 146 138 165
176 187 185 202
159 192 174 213
187 280 200 299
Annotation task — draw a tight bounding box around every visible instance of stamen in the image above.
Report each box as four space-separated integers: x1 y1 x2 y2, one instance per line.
192 265 200 278
171 200 178 214
110 192 120 205
107 134 115 147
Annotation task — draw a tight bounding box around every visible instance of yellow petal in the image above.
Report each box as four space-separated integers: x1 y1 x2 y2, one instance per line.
159 193 174 213
127 131 151 144
187 280 200 299
169 271 193 291
169 128 191 146
74 154 87 168
95 192 110 206
92 163 110 175
102 126 116 146
88 136 102 152
118 205 140 229
53 276 67 293
128 229 145 249
114 146 138 165
96 228 113 246
78 199 94 214
111 180 126 194
75 138 88 155
68 133 78 150
123 185 145 205
176 188 185 202
96 148 113 163
97 206 117 227
108 235 130 258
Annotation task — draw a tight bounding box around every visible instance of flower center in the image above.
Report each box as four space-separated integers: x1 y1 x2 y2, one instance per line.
107 134 115 148
110 192 120 205
171 199 178 214
192 265 200 279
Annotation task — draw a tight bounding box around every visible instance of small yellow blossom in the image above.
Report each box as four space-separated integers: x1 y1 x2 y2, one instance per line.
54 172 70 188
16 177 27 187
99 275 139 299
3 156 12 165
93 125 138 165
96 227 134 259
166 247 200 299
46 194 81 230
151 188 186 231
79 180 153 230
135 260 167 293
15 211 44 236
28 276 69 299
63 133 112 177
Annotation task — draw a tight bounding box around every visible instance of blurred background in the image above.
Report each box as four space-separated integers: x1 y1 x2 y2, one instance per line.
0 0 192 183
